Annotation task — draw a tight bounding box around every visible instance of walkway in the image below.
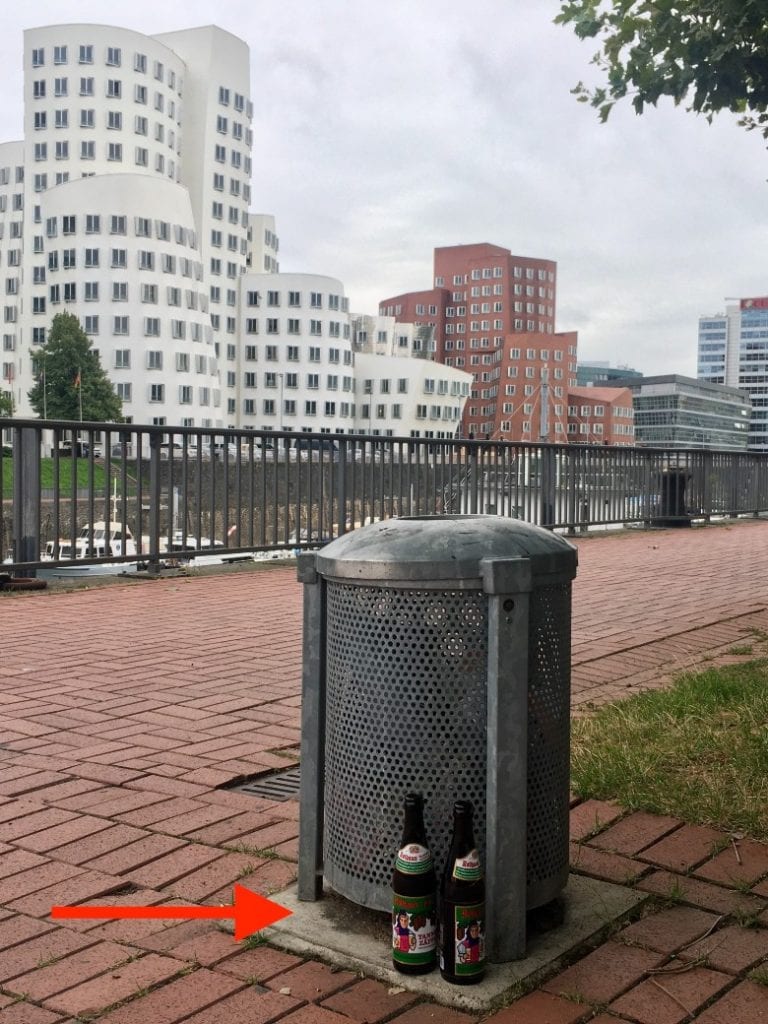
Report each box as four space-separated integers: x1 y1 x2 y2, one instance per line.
0 520 767 1022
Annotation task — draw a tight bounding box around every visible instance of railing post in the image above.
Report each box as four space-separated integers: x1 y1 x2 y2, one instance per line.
336 438 347 538
539 445 556 529
147 431 163 573
12 424 41 576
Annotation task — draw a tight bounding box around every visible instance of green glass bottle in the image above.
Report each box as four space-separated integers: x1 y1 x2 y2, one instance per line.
391 793 437 974
439 800 486 984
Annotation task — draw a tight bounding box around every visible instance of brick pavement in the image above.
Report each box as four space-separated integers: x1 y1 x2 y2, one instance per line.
0 519 767 1021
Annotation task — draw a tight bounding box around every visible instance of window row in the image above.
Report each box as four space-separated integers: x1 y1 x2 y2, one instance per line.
32 84 179 117
81 316 210 342
32 46 180 92
247 289 345 311
112 350 215 372
45 215 196 245
244 318 348 339
44 248 203 276
42 279 207 310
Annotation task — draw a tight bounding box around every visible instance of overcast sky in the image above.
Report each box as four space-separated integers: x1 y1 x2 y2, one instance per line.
3 1 767 376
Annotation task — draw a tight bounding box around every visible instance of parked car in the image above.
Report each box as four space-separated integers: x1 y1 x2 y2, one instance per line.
58 439 103 458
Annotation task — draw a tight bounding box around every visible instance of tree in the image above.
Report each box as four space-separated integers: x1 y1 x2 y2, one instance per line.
28 312 123 422
556 1 768 138
0 391 11 417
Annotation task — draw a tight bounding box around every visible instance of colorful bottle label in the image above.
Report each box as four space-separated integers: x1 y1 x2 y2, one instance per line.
451 849 481 882
395 843 433 874
450 902 485 977
392 892 437 967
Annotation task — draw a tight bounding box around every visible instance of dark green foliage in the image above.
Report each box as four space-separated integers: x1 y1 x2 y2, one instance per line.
556 1 768 138
28 312 122 422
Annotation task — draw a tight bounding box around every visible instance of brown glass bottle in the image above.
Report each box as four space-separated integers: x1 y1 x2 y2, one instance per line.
391 793 437 974
439 800 486 984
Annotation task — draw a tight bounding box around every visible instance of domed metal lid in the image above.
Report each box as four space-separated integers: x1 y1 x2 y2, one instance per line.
314 515 577 584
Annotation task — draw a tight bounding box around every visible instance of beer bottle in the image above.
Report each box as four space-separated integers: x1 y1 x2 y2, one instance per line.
439 800 486 984
391 792 437 974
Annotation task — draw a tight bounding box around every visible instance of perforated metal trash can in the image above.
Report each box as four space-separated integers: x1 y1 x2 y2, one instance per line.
297 514 578 963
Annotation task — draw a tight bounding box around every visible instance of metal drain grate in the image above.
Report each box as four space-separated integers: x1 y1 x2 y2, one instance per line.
231 766 301 801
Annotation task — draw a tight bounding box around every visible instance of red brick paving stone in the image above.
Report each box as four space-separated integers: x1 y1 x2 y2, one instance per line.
609 966 733 1024
0 847 49 878
637 870 766 916
680 923 768 973
51 823 154 866
0 1004 64 1024
483 991 591 1024
617 906 721 954
8 869 127 917
0 928 95 983
694 837 768 888
387 1005 478 1024
6 939 133 1001
151 804 248 837
42 952 187 1017
118 842 225 890
125 775 210 798
164 851 269 902
321 979 421 1023
83 968 247 1024
0 798 44 824
185 809 284 845
589 812 683 856
134 917 223 953
85 833 188 875
0 807 78 842
694 979 768 1022
178 766 245 787
217 944 305 982
15 814 114 853
542 941 665 1004
222 857 297 898
263 961 358 1001
272 1008 368 1024
639 824 727 872
568 799 624 841
569 842 650 884
183 987 303 1024
0 860 83 903
66 789 172 819
112 796 204 827
0 913 55 950
61 888 169 937
163 927 243 966
0 770 73 797
227 819 300 850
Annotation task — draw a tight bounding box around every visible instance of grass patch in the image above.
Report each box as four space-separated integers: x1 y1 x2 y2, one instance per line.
2 456 112 497
572 660 768 840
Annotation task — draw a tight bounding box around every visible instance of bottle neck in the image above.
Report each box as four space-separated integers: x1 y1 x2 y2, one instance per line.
401 798 427 847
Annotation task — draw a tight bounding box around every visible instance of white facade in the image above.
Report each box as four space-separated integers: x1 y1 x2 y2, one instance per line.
698 298 768 451
236 273 471 436
248 213 279 274
0 22 470 441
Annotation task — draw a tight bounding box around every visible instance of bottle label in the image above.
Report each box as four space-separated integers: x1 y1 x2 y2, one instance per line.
451 849 481 882
452 902 485 977
395 843 433 874
392 892 437 966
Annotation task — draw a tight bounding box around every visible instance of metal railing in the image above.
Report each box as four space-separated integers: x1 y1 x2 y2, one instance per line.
3 417 768 575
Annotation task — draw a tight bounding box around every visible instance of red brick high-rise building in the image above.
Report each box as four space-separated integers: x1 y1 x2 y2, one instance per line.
379 243 579 441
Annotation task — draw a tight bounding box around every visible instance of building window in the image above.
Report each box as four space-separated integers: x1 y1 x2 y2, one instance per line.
150 383 165 402
79 44 93 64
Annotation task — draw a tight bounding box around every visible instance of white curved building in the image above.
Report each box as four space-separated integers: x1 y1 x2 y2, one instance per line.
0 21 471 441
9 22 252 424
237 273 471 436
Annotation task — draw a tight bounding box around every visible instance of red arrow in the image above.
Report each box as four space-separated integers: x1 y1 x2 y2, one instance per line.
51 883 292 941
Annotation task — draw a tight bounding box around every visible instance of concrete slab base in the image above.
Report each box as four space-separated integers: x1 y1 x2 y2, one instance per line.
263 873 647 1012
